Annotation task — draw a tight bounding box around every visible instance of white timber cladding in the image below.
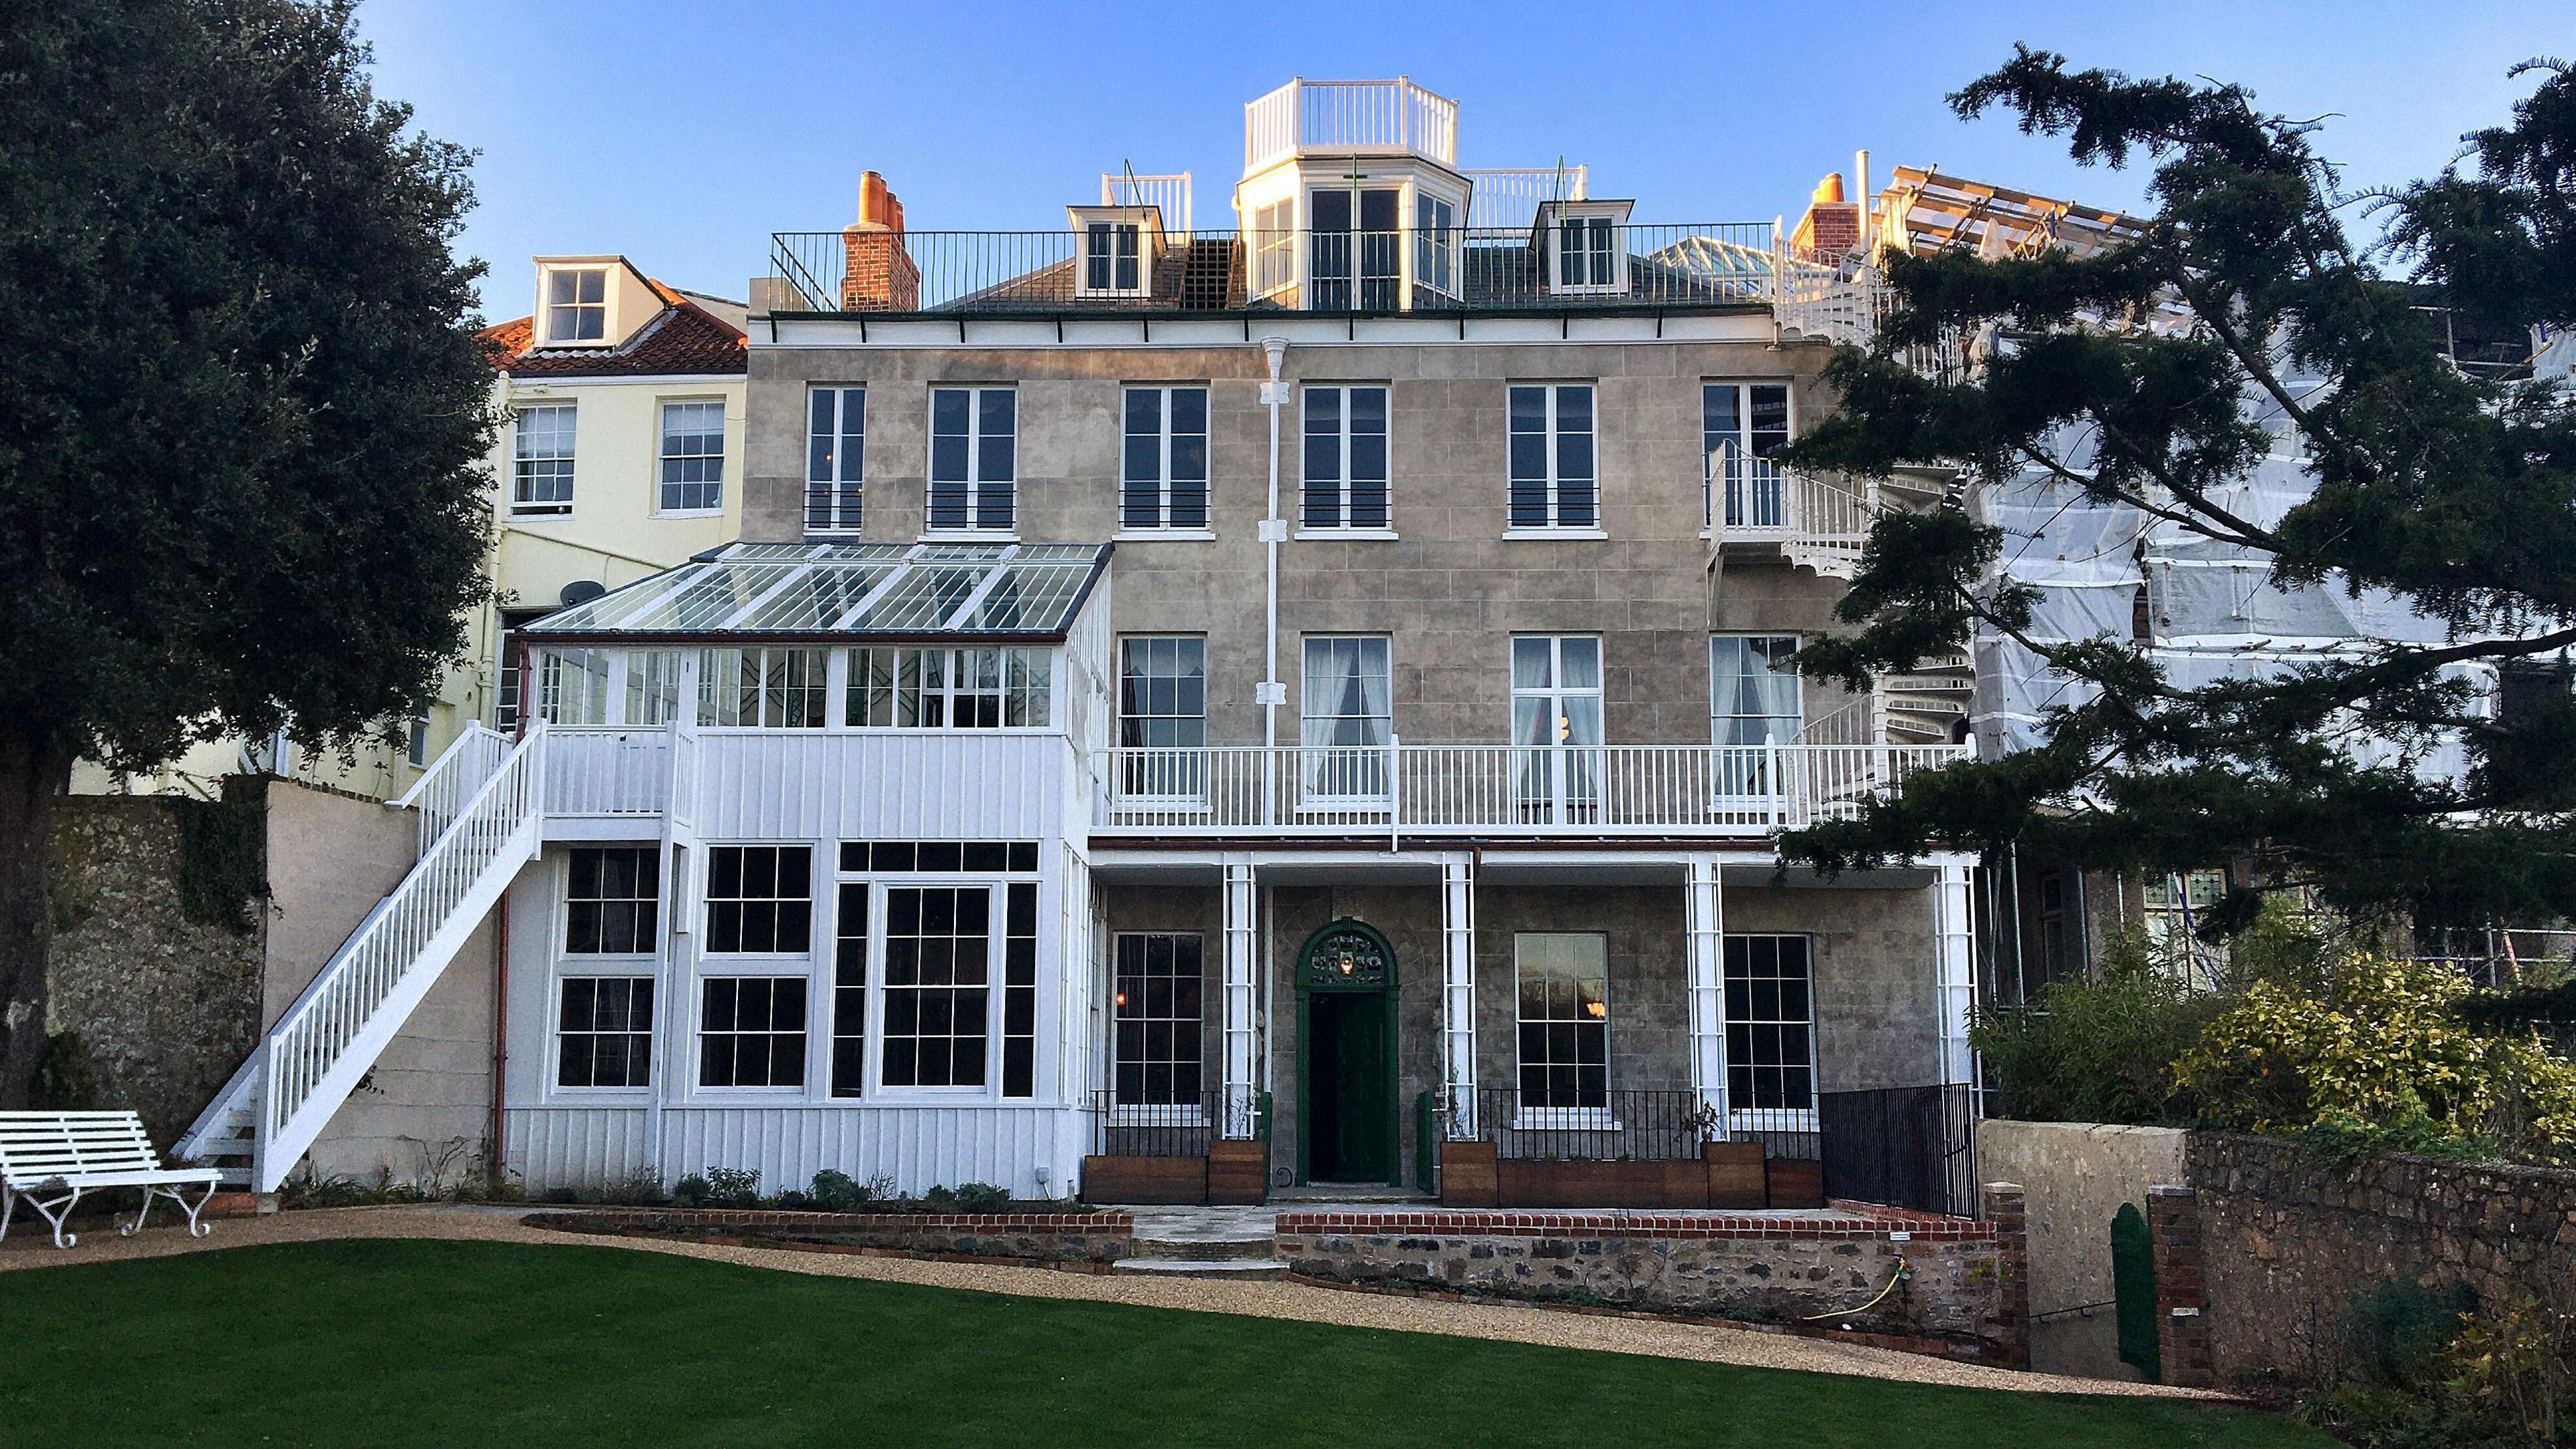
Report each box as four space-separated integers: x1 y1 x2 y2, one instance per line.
1933 859 1977 1087
1684 855 1728 1122
1440 854 1477 1136
1221 855 1259 1138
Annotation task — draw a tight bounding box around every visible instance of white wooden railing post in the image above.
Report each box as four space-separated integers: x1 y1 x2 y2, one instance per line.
1387 731 1402 851
1685 855 1729 1136
1440 854 1477 1139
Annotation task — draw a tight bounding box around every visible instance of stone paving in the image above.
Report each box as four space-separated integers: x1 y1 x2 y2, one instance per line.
0 1203 2219 1399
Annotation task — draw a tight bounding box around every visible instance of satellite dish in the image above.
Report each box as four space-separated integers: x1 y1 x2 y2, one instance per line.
559 580 607 607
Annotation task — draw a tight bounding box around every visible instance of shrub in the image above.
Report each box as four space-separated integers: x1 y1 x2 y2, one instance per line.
2174 952 2576 1163
1970 930 2211 1124
671 1175 710 1209
33 1031 102 1111
808 1169 865 1212
2300 1278 2576 1448
954 1182 1010 1211
596 1169 669 1208
702 1167 760 1208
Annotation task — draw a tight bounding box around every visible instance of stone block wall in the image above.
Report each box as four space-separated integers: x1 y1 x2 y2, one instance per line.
2187 1132 2576 1393
1274 1205 2020 1354
536 1207 1132 1263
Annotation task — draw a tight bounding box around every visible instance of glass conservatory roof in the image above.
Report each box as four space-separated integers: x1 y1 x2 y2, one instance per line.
522 541 1111 641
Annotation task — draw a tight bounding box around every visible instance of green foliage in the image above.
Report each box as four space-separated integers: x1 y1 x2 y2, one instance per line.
166 784 268 934
700 1168 760 1209
954 1182 1010 1211
2175 953 2576 1164
1970 930 2210 1124
669 1175 710 1210
808 1169 866 1212
1774 48 2576 931
32 1030 102 1110
2300 1277 2576 1449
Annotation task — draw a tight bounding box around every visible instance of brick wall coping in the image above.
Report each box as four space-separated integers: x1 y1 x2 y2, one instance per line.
1275 1207 1996 1242
527 1207 1131 1233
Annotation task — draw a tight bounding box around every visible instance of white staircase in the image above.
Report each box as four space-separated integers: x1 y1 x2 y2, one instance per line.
177 722 547 1192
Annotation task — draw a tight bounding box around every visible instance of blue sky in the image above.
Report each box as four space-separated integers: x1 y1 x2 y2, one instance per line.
354 0 2575 316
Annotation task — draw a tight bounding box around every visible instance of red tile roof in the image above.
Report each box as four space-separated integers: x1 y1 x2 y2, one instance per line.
481 279 746 378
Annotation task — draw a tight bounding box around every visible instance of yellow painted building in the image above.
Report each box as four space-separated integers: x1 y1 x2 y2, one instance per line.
72 256 748 800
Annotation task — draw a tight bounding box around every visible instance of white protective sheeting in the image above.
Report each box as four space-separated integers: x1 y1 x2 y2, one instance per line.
1968 392 2494 774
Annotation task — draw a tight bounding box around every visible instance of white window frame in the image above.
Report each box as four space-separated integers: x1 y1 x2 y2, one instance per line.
1250 200 1295 299
551 969 657 1095
1725 933 1817 1133
1513 932 1615 1130
655 398 727 517
1298 384 1393 535
1081 221 1146 299
846 646 1053 730
534 647 610 726
1414 191 1460 299
1110 931 1208 1118
1119 384 1212 535
509 401 577 517
806 385 866 537
1548 212 1627 295
563 845 662 957
1505 382 1599 535
1299 633 1394 806
543 266 609 344
693 971 812 1094
1116 636 1208 804
697 647 829 729
1703 381 1795 532
927 385 1017 535
1711 633 1805 798
1509 635 1603 814
700 843 816 959
865 879 1012 1097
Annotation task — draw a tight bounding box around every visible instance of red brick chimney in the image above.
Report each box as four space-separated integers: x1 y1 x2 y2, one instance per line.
1791 173 1862 262
841 171 919 310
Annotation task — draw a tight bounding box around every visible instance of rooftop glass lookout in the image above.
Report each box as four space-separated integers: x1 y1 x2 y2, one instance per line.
765 78 1783 318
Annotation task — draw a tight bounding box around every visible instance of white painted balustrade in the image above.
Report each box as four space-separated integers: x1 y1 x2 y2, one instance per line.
255 723 547 1190
1093 743 1968 837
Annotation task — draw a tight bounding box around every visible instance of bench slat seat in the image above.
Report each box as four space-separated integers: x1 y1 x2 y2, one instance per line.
0 1110 222 1248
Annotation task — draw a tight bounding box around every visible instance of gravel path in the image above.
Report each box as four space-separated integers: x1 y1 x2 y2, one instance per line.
1 1204 2224 1401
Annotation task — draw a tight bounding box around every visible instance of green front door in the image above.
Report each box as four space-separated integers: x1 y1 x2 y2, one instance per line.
1297 921 1399 1185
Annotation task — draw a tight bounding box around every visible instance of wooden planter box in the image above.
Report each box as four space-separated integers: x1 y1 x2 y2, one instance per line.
1439 1140 1500 1207
1704 1140 1769 1209
1496 1157 1710 1209
1080 1155 1206 1205
1766 1157 1825 1209
1207 1139 1269 1205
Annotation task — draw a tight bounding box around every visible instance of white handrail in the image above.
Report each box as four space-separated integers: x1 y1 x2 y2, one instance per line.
388 720 512 857
257 721 547 1189
1093 742 1968 836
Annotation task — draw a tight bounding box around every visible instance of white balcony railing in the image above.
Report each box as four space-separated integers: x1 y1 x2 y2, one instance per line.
1093 743 1968 837
541 726 673 818
1245 77 1459 172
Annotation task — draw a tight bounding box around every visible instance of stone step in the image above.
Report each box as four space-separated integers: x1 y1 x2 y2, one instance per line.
1111 1258 1286 1281
1131 1234 1274 1262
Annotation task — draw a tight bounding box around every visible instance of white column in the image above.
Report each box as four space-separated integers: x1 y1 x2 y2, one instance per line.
1222 854 1258 1138
1933 857 1977 1087
1439 854 1477 1137
1684 855 1728 1130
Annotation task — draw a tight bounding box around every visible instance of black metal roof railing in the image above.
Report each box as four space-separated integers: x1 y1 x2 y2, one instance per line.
767 224 1782 317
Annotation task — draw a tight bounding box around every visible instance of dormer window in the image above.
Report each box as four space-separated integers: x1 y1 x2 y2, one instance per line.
545 268 608 343
1086 223 1141 293
1538 201 1634 297
1071 205 1163 300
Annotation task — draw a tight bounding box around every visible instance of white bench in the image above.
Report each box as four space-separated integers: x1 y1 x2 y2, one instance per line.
0 1110 221 1248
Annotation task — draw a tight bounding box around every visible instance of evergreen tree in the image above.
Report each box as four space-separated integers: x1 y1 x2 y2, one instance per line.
0 0 494 1105
1781 50 2576 936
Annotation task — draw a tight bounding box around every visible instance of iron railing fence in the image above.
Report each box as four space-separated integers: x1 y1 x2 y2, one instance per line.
767 224 1780 317
1455 1087 1719 1162
1437 1083 1973 1214
1087 1089 1244 1157
1817 1084 1978 1218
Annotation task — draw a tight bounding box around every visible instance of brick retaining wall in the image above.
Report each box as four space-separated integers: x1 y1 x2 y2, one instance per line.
531 1208 1133 1264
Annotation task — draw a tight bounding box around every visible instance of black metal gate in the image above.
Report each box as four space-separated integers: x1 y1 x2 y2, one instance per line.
1815 1083 1976 1216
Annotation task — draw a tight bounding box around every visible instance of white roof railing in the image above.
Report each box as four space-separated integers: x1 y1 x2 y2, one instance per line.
1244 77 1460 173
1465 166 1589 230
1099 172 1192 232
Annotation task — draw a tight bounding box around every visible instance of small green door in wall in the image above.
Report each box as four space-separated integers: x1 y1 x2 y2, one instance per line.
2112 1201 2161 1381
1297 921 1399 1185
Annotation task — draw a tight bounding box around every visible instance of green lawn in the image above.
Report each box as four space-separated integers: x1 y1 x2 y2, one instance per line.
0 1238 2332 1448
